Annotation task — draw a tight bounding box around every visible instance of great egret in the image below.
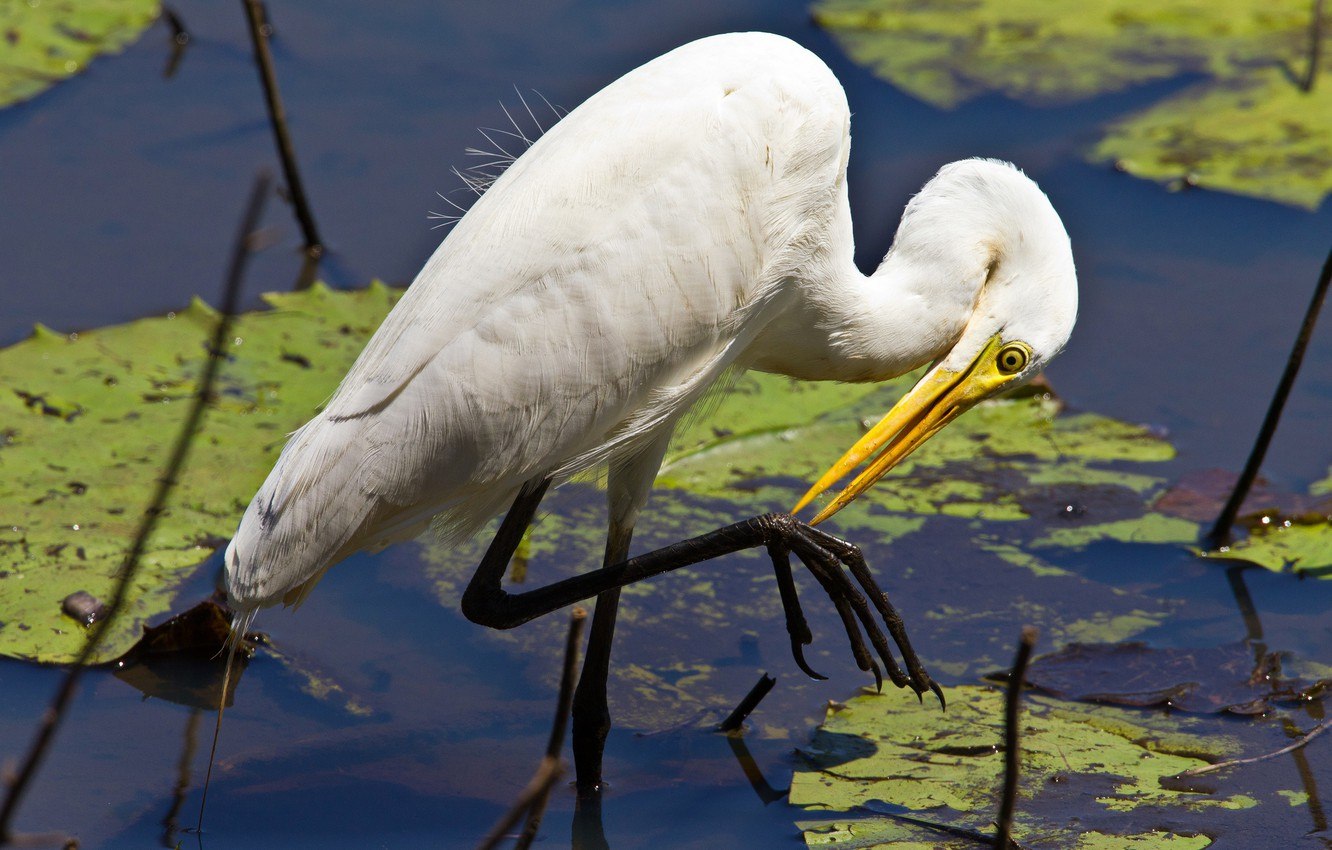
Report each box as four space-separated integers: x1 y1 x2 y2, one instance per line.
224 32 1077 793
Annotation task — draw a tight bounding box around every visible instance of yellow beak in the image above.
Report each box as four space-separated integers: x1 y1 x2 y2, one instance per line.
793 334 1013 525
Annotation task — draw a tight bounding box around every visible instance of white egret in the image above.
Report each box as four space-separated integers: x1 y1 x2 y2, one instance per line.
224 32 1077 793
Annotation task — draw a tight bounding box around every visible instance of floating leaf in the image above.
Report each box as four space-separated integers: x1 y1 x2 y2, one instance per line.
1093 66 1332 209
814 0 1332 207
0 0 161 110
1211 521 1332 575
792 684 1247 847
112 599 255 709
1154 470 1332 576
0 283 403 663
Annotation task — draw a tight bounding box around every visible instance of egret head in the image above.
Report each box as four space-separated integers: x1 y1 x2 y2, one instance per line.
795 159 1078 523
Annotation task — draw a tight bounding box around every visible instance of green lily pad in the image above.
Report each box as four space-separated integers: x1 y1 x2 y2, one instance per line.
0 283 403 663
0 0 161 110
1152 469 1332 576
814 0 1332 208
800 817 1211 849
1211 520 1332 575
1093 66 1332 208
792 684 1247 847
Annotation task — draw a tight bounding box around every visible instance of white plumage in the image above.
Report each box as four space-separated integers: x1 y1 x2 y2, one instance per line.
224 32 1077 632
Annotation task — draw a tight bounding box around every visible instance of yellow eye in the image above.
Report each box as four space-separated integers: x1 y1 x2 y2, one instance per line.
996 343 1029 375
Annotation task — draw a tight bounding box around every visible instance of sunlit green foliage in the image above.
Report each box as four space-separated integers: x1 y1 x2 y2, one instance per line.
0 284 402 663
814 0 1332 208
0 0 160 109
793 685 1245 847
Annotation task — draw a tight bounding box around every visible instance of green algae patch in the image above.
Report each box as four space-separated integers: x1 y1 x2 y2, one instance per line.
792 685 1242 846
1094 65 1332 209
799 819 1212 849
0 283 403 663
814 0 1332 208
664 380 1176 529
0 0 160 110
1031 514 1200 549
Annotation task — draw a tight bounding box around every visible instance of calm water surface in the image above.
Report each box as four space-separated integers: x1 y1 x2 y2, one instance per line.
2 1 1331 848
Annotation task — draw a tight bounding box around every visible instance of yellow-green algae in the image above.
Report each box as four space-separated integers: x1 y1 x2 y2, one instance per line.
814 0 1332 208
792 684 1245 846
0 283 403 663
0 0 160 109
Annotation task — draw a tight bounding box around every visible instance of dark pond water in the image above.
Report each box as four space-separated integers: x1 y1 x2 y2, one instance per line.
2 1 1331 848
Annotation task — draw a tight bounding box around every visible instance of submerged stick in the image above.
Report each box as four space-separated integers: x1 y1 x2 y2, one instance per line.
718 673 777 733
0 173 269 845
994 626 1037 850
1207 244 1332 548
1170 720 1330 779
241 0 323 258
475 608 586 850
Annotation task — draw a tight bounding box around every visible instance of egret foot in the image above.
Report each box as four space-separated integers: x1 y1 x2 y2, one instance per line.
755 514 942 706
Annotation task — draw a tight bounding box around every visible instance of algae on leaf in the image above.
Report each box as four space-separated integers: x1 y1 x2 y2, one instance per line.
792 685 1244 847
0 0 161 110
1094 65 1332 208
0 283 402 663
814 0 1332 208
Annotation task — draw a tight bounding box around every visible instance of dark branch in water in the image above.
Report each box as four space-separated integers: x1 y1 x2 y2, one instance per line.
724 734 788 805
1207 244 1332 548
994 626 1037 850
475 608 587 850
718 673 777 733
241 0 323 258
1304 0 1325 93
161 5 191 79
161 709 202 847
0 172 270 846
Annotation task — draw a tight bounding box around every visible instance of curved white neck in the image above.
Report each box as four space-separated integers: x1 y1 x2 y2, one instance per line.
748 189 991 383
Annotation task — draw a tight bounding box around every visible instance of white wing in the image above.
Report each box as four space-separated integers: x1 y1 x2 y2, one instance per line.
225 32 853 609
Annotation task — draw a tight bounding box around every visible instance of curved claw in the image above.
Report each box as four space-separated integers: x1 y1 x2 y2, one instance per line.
930 680 946 710
869 659 883 693
791 639 827 681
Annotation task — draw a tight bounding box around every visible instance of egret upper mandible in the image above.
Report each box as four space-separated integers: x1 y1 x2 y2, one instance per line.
223 32 1077 794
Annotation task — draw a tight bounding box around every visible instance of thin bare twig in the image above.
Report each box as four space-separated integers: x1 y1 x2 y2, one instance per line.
1207 244 1332 548
1171 720 1330 779
994 626 1037 850
718 673 777 733
241 0 322 258
476 608 586 850
0 173 270 845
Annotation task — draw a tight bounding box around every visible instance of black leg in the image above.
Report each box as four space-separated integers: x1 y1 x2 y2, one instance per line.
460 480 940 705
572 526 632 797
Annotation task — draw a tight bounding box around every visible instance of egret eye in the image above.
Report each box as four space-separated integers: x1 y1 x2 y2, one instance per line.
996 343 1029 375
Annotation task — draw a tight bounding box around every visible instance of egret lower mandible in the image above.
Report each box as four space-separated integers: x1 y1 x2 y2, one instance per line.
223 32 1077 796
